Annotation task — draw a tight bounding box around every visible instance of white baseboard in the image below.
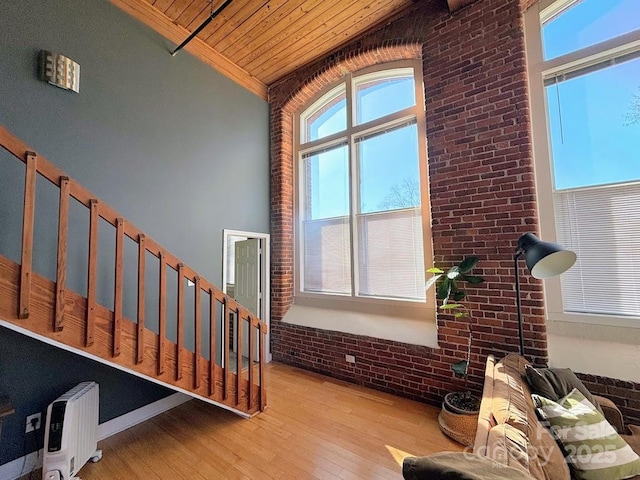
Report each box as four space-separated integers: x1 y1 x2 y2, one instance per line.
0 392 191 480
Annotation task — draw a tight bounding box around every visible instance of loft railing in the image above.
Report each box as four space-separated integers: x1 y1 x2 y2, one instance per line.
0 125 266 416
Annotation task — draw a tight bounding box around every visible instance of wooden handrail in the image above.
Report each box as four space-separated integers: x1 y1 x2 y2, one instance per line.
0 125 267 414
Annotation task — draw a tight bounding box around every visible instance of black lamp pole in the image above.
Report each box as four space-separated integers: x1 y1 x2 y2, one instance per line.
513 232 576 357
514 249 525 356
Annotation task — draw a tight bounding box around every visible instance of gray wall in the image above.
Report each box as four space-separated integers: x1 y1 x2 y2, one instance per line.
0 0 269 466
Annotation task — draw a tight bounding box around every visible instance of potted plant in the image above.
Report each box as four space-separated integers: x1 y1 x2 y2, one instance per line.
426 256 484 415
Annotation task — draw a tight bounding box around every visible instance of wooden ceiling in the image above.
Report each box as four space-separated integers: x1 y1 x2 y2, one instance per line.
111 0 419 99
111 0 474 99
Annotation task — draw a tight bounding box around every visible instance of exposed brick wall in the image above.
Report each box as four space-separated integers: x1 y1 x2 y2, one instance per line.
521 0 541 12
269 0 548 406
579 374 640 428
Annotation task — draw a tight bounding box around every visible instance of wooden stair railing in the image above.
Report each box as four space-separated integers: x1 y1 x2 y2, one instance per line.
0 125 267 417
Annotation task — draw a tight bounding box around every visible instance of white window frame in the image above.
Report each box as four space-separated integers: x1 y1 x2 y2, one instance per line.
293 59 435 318
525 0 640 328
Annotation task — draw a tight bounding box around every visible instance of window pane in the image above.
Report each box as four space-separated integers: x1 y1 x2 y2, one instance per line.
356 122 425 300
303 217 352 295
302 85 347 143
542 0 640 60
355 71 415 125
302 144 351 294
357 122 421 214
357 208 425 300
303 144 349 219
555 183 640 317
546 57 640 190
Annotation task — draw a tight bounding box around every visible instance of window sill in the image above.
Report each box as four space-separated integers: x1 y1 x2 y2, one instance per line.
282 298 438 348
547 311 640 329
295 292 430 316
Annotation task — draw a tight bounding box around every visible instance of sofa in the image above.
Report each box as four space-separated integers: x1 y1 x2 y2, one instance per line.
403 354 640 480
474 353 640 480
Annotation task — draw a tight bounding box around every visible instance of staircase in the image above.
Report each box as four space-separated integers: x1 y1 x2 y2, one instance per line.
0 126 267 417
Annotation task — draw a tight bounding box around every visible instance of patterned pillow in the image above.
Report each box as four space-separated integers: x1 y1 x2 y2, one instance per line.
533 389 640 480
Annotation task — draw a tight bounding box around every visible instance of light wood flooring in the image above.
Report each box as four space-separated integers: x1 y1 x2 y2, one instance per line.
28 363 463 480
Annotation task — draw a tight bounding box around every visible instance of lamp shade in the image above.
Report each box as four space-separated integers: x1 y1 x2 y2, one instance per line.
517 232 576 279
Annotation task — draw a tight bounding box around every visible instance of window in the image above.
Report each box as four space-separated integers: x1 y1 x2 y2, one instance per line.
526 0 640 325
296 61 430 304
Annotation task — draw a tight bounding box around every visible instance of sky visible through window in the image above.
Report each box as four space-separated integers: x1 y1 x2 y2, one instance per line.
305 77 420 219
542 0 640 190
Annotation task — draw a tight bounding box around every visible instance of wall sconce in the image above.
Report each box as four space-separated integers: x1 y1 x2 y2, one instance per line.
38 50 80 93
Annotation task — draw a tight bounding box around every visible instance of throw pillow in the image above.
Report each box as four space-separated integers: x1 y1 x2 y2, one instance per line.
402 452 535 480
525 365 604 414
532 389 640 480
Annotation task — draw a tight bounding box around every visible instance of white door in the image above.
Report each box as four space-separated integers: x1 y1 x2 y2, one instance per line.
234 238 260 315
234 238 260 360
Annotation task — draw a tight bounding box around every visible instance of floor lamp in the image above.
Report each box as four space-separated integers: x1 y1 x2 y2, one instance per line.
514 233 576 356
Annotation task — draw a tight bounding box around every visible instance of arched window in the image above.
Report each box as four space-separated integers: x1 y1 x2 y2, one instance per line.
294 60 431 304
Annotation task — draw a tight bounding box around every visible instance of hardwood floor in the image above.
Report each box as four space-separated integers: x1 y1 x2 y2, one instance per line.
31 363 464 480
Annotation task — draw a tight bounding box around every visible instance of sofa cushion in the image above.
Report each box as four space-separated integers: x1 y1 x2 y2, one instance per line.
485 423 531 474
491 354 532 429
533 389 640 480
525 365 604 415
402 452 535 480
485 422 570 480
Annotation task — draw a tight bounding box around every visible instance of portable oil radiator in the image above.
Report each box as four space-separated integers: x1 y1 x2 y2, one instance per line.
42 382 102 480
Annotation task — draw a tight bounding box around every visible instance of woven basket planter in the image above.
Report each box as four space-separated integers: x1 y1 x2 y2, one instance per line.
438 400 479 448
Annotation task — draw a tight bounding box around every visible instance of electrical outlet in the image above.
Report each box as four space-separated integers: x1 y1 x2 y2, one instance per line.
345 354 356 364
25 412 41 433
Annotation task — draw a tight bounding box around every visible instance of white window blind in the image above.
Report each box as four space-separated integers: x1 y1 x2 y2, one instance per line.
554 182 640 317
357 208 425 299
303 217 351 294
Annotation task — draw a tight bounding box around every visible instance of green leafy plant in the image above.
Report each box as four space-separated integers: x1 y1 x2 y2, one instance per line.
426 257 484 408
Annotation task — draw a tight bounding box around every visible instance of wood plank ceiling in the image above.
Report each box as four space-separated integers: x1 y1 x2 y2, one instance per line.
111 0 419 99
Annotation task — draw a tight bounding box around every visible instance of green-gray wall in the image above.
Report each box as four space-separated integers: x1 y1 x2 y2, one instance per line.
0 0 269 466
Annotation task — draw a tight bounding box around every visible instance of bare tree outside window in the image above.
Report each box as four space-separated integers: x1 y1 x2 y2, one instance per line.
624 86 640 126
377 178 420 210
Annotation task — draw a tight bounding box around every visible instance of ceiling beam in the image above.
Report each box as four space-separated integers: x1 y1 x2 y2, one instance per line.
110 0 268 100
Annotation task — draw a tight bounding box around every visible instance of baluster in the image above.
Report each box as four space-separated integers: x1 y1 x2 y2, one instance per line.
194 276 201 389
113 218 124 357
55 176 70 331
223 297 230 401
19 152 37 319
136 235 146 364
248 316 255 410
236 309 243 407
176 263 184 380
260 323 266 411
209 290 217 398
158 251 166 375
86 199 99 347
